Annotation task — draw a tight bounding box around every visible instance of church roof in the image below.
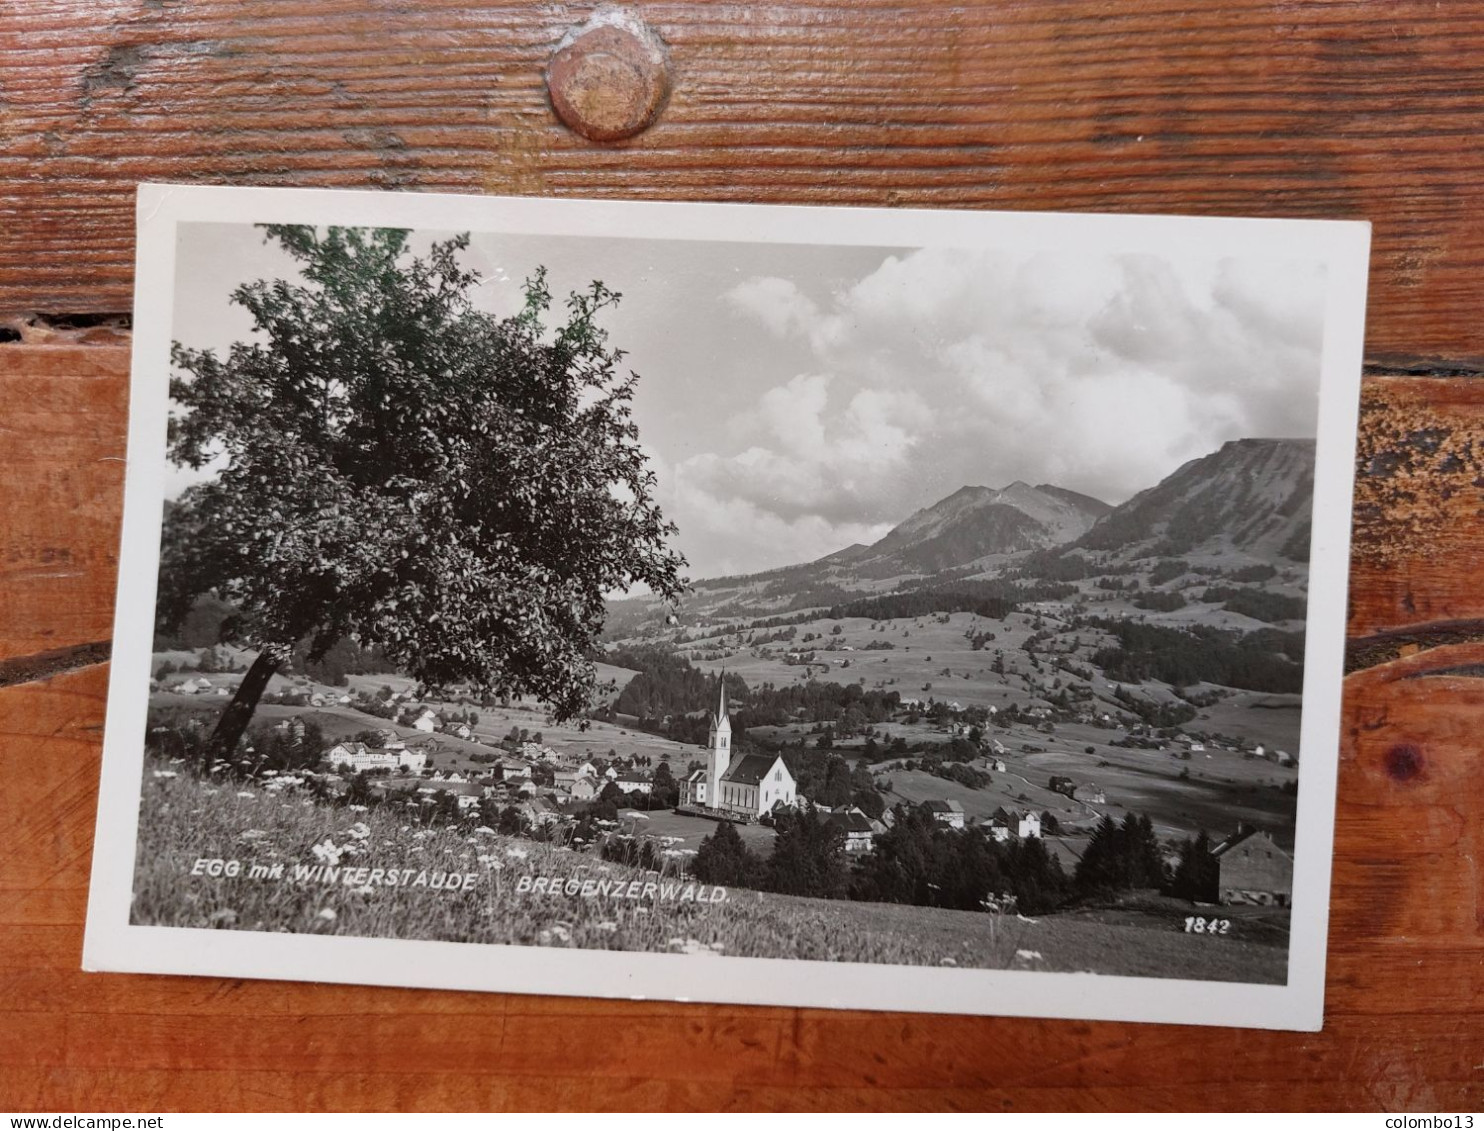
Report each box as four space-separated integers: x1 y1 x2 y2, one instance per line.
720 752 781 787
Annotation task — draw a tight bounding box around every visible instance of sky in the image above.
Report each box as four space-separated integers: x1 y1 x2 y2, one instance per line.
171 222 1327 582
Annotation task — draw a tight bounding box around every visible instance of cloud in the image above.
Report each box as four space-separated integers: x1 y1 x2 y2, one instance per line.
725 276 821 339
674 372 934 531
703 245 1326 552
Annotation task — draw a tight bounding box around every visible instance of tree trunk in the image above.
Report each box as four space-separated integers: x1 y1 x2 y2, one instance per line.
206 649 280 765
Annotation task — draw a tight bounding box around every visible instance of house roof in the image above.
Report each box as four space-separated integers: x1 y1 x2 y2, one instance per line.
720 752 781 787
1212 826 1289 859
827 810 876 834
925 799 963 814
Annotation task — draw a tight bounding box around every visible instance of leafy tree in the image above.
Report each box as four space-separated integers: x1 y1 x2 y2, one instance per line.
345 771 375 808
160 226 687 760
497 804 526 837
651 760 678 808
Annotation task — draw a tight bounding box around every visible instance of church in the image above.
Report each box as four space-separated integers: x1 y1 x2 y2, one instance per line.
679 682 797 820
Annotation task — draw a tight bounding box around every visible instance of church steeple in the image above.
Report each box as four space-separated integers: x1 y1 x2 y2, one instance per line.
705 673 731 808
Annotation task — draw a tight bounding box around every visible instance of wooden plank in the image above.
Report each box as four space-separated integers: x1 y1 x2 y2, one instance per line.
0 343 126 671
7 344 1473 672
0 2 1481 360
1 344 1481 1107
1347 373 1484 667
1 655 1479 1110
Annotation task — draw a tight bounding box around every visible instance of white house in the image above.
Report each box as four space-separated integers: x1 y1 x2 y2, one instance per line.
327 742 400 773
612 771 652 795
678 684 797 818
925 799 965 829
397 748 427 773
827 808 877 853
412 709 439 733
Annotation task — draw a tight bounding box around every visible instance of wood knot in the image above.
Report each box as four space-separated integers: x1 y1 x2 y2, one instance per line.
1384 743 1425 782
546 10 671 143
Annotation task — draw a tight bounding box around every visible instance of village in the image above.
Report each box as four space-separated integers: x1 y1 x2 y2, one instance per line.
150 642 1296 912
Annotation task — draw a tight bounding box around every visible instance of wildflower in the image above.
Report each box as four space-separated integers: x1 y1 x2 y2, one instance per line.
208 908 238 926
152 770 178 779
474 826 496 835
343 822 371 841
316 908 337 923
237 829 268 841
311 839 342 866
236 791 256 799
505 847 528 860
594 920 618 933
348 804 369 813
350 884 375 895
1015 949 1043 962
940 957 958 967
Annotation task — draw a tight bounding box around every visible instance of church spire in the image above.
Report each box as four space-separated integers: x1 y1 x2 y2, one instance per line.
716 671 728 724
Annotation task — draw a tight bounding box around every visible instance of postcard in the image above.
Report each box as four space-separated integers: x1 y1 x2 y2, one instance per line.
83 184 1369 1029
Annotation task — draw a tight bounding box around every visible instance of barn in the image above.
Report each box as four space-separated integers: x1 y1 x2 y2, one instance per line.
1212 827 1294 907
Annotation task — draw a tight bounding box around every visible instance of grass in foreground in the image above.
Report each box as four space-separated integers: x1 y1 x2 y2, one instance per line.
131 760 1284 981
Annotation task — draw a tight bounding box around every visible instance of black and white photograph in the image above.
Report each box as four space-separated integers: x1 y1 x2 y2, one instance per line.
85 185 1369 1029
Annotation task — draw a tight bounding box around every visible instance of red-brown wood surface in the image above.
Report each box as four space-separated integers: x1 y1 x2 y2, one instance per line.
0 1 1483 362
2 0 1483 1113
2 347 1480 1111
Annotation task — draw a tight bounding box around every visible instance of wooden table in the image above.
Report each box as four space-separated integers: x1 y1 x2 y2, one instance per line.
1 2 1480 1111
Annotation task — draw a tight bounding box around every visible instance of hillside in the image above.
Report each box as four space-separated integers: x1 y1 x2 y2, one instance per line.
1068 438 1314 566
607 437 1312 637
854 481 1111 573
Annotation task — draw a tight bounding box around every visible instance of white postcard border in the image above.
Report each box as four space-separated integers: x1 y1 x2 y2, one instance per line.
83 183 1371 1031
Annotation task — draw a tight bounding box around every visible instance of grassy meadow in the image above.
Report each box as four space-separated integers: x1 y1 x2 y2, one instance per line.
132 761 1286 982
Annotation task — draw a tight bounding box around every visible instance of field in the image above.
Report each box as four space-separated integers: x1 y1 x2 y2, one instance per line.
131 761 1286 983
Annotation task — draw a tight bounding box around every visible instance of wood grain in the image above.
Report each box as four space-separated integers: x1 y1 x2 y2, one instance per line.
1 342 1481 1110
1 1 1483 361
1347 373 1484 667
4 0 1484 1109
1 650 1480 1111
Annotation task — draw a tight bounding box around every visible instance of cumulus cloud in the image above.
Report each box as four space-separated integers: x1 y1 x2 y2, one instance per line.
725 276 821 339
676 245 1325 573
